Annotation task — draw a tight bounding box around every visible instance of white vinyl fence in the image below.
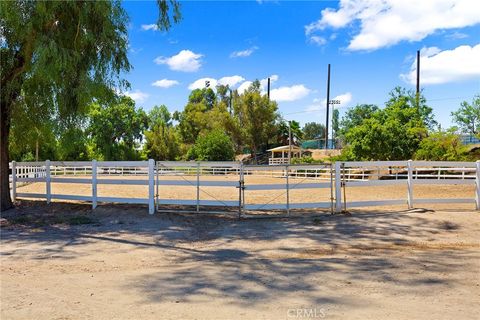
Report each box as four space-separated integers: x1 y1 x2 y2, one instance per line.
8 160 480 215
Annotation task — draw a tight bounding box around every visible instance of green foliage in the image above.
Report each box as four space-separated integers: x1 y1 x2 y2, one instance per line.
415 130 470 161
143 122 180 161
87 97 148 160
276 120 302 146
340 88 431 160
291 156 320 164
187 130 235 161
451 95 480 135
338 104 379 138
148 105 172 129
235 80 279 155
302 122 325 140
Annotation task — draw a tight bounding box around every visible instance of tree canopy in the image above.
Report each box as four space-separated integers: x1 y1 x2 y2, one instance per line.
0 0 180 210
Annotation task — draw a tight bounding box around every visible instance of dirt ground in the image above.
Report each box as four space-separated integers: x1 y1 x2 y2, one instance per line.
1 201 479 320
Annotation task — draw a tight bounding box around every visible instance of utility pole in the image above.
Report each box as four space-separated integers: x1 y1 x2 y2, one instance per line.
267 77 271 100
325 64 331 150
416 50 420 109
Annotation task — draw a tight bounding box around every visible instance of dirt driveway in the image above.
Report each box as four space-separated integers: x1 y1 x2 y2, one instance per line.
1 201 479 320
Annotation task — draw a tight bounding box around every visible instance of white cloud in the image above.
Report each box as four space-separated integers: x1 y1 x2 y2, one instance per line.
151 79 179 88
124 90 149 103
259 74 279 90
306 0 480 51
154 50 203 72
218 75 245 87
141 24 158 31
270 85 311 102
188 75 246 91
230 46 259 58
188 78 218 90
401 44 480 85
305 92 353 112
309 36 327 46
237 81 253 94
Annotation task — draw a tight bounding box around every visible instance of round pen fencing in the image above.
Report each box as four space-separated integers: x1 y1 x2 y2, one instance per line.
8 160 480 216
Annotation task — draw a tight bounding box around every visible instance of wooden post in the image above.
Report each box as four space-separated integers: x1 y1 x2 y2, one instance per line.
46 160 51 203
148 159 155 215
11 161 16 202
407 160 413 209
335 162 342 212
476 160 480 210
92 160 97 209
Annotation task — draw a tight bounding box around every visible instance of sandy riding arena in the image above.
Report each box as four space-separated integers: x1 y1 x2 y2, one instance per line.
1 201 479 320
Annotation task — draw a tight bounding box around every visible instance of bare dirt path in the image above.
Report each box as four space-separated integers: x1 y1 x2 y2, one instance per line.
1 202 479 319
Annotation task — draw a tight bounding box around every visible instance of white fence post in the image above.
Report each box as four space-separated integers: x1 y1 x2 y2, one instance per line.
476 160 480 210
335 162 342 212
196 162 200 212
407 160 413 209
12 161 16 202
286 165 290 216
148 159 155 215
46 160 51 203
92 160 97 209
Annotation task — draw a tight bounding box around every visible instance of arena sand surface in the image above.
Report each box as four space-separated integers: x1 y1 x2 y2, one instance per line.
1 198 479 320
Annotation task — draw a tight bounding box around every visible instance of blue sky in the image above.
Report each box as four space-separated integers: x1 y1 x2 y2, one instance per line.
121 0 480 129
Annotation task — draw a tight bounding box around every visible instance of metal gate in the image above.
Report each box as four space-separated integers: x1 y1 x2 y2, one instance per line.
155 161 241 214
240 163 334 217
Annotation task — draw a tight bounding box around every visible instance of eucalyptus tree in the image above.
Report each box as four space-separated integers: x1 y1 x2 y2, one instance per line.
0 0 180 210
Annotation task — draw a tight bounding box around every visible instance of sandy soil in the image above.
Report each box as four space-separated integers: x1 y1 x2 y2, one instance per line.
1 201 479 320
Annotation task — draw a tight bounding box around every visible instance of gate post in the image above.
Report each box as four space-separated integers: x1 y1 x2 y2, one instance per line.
11 161 16 202
148 159 155 214
334 162 342 212
46 160 51 204
238 163 244 218
196 162 200 212
92 160 97 209
286 164 290 216
407 160 413 209
475 160 480 210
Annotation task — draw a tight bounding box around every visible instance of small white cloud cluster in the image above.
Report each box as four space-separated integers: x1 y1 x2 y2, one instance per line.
230 46 259 58
401 44 480 85
141 24 158 31
151 79 180 88
305 0 480 50
154 50 203 72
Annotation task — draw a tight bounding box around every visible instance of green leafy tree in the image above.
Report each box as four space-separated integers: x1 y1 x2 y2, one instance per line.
338 104 379 137
87 97 148 160
235 81 279 160
332 109 339 136
0 0 180 210
187 130 235 161
451 95 480 135
342 88 430 160
415 129 470 161
302 122 326 140
143 123 180 161
148 105 172 129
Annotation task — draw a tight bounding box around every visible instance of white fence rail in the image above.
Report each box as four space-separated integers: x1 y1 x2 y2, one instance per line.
8 160 480 215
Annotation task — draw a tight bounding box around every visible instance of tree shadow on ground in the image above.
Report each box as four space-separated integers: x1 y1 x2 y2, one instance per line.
1 200 478 308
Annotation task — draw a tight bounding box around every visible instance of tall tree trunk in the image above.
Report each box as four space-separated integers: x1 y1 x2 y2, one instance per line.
35 139 39 161
1 99 13 211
